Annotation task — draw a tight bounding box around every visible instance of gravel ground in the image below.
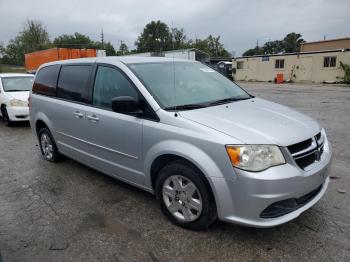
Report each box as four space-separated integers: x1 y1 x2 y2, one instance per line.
0 82 349 262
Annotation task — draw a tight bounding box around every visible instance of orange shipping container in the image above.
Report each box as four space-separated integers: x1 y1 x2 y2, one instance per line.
25 48 97 73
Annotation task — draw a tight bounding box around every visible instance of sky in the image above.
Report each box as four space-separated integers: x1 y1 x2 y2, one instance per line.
0 0 349 56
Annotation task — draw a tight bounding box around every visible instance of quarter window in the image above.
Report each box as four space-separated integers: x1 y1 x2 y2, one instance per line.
57 65 91 103
275 59 284 69
323 56 336 67
32 65 60 96
93 66 138 111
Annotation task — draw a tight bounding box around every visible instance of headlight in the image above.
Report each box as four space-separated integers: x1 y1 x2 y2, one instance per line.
226 145 285 172
9 99 28 107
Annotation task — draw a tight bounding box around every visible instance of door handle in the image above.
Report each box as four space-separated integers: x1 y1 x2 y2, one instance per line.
73 111 84 119
87 114 99 122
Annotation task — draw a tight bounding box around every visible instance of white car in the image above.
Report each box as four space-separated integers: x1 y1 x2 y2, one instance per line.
0 73 34 126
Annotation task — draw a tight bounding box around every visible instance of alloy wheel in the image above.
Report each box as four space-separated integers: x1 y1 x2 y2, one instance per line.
40 133 54 160
162 175 203 222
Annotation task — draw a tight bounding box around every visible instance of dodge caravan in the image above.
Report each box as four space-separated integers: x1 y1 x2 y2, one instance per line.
29 57 332 230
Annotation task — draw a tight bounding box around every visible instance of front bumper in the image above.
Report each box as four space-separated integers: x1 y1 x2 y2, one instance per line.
212 135 332 227
7 106 30 121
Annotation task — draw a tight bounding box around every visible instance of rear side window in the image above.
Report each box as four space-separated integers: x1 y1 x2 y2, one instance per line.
57 65 91 103
32 65 60 96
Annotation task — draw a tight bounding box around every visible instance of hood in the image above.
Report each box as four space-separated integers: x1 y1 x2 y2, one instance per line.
179 98 320 146
5 91 30 102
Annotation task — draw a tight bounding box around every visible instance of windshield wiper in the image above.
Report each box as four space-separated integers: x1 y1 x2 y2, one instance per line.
164 103 208 111
207 96 251 106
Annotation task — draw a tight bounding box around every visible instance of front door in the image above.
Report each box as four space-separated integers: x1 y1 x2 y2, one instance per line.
299 56 313 81
84 64 144 186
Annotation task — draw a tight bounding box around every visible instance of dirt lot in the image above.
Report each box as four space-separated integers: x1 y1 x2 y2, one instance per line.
0 82 349 262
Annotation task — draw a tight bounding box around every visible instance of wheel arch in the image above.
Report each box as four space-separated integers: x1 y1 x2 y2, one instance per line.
145 141 225 211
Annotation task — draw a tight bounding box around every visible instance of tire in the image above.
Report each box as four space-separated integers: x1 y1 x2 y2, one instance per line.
155 160 217 230
38 127 61 162
1 106 12 127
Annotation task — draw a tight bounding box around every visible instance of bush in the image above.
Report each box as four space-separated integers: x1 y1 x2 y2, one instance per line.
339 62 350 85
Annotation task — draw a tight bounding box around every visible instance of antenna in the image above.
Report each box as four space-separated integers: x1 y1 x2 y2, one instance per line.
171 21 177 117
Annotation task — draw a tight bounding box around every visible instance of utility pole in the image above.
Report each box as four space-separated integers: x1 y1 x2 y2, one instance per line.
120 40 124 55
101 29 104 50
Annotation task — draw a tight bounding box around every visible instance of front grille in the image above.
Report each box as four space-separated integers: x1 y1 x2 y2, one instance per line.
288 132 324 170
260 185 322 218
288 138 312 154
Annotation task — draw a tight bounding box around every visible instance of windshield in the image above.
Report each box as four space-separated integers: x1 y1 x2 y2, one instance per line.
127 62 250 110
1 76 34 92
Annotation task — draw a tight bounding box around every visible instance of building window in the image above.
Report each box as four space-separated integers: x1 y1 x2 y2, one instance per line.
275 59 285 69
237 61 244 69
323 56 336 68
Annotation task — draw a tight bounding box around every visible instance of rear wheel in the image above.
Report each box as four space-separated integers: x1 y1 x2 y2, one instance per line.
1 106 12 127
38 127 61 162
156 160 217 230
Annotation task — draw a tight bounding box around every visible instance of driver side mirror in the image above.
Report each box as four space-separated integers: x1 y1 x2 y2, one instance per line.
111 96 143 116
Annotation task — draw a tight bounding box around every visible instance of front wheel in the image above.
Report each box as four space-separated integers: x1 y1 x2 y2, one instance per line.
1 106 12 126
156 160 217 230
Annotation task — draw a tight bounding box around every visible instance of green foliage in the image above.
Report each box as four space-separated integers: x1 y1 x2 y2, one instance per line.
94 41 117 56
262 40 284 54
104 42 117 56
283 32 305 53
53 32 98 49
135 20 231 57
339 62 350 84
135 20 172 53
1 20 51 65
116 42 129 56
242 32 305 56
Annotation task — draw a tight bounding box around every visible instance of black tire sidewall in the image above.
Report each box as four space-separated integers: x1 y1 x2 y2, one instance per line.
38 128 59 162
156 160 217 230
1 106 12 126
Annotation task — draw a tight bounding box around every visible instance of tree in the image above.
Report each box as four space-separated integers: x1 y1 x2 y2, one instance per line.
116 41 129 56
53 32 97 49
104 42 117 56
189 35 230 57
242 46 264 56
1 20 51 65
135 20 172 53
170 27 188 49
242 32 305 56
262 40 284 54
283 32 305 53
206 35 230 57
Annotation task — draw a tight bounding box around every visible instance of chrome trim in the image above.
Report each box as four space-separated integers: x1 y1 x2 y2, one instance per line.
56 131 139 160
289 131 325 170
291 139 317 157
293 148 318 160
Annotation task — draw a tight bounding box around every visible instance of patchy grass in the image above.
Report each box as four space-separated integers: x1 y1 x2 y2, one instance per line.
0 64 26 73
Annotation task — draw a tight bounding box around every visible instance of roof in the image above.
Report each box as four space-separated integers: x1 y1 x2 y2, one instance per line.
301 37 350 45
39 56 199 68
235 48 350 59
0 73 34 78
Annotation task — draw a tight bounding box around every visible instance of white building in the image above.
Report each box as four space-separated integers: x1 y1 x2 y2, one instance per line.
128 48 210 63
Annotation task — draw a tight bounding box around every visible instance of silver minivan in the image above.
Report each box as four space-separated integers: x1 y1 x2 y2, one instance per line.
30 57 332 230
